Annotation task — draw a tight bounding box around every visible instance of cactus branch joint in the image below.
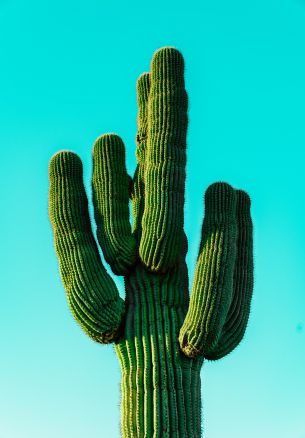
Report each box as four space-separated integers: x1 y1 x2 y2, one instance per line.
48 47 254 437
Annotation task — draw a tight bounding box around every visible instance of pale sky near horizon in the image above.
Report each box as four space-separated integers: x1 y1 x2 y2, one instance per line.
1 1 305 437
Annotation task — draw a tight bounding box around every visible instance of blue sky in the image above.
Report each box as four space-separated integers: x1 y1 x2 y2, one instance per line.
1 1 305 437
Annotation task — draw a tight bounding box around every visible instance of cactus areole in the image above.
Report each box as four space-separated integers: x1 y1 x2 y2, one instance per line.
49 47 254 437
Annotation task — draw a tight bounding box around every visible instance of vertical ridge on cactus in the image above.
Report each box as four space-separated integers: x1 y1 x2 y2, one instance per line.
49 46 254 437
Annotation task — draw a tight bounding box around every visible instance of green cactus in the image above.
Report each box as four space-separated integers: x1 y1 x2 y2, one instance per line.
49 47 254 437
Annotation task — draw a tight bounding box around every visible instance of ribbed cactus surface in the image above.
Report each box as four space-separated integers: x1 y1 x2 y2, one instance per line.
49 47 254 437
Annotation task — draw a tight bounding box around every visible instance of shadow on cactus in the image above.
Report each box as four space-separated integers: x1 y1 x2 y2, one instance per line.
49 47 254 437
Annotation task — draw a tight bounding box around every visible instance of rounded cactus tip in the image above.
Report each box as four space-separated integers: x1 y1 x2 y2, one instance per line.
136 72 151 97
49 150 82 178
235 189 251 211
92 133 124 156
153 46 183 60
204 182 236 215
137 71 150 84
151 46 185 78
205 181 235 199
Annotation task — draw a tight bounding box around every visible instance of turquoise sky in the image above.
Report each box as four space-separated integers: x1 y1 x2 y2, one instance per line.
1 1 305 437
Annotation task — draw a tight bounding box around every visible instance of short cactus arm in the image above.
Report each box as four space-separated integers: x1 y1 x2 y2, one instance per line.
139 48 188 273
204 190 254 360
92 134 137 276
179 182 238 358
49 151 125 343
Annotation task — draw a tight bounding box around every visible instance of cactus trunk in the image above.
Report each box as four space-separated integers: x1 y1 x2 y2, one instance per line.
115 265 204 438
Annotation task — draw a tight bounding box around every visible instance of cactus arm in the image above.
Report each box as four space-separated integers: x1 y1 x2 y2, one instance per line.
204 190 254 360
179 182 238 358
92 134 137 276
131 72 151 244
139 47 188 273
49 151 125 343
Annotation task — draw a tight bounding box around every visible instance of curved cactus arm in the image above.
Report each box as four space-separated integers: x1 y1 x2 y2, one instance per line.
139 47 188 273
49 151 125 344
92 134 137 276
179 182 238 358
131 72 150 244
204 190 254 360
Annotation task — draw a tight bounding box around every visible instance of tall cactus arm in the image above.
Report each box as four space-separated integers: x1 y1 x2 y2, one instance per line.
131 72 151 244
49 151 125 343
179 182 238 358
204 190 254 360
139 48 188 273
92 134 137 276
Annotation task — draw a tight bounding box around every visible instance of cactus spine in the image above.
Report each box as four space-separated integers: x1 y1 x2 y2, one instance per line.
49 47 254 437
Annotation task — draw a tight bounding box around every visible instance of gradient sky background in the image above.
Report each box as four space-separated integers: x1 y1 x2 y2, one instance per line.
1 1 305 437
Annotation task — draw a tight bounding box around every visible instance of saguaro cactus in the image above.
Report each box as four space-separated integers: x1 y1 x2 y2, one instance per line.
49 47 254 437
